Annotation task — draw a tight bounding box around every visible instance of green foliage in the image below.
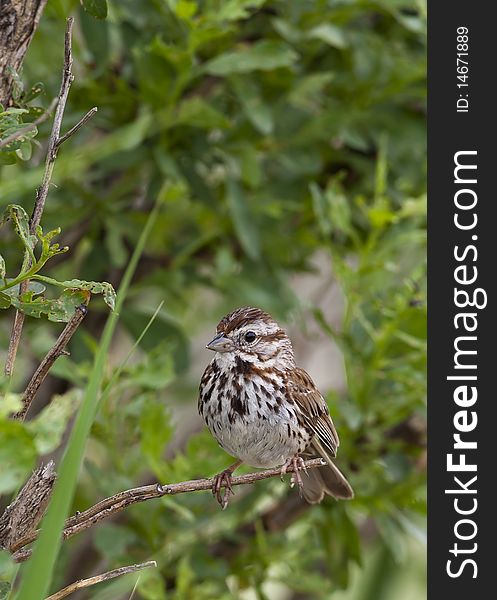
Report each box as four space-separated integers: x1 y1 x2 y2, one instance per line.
0 77 46 164
81 0 108 20
0 204 116 320
0 0 426 598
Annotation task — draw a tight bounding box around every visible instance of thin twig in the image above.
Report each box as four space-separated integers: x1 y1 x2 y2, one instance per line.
11 458 326 561
45 561 157 600
0 97 59 149
13 305 88 421
56 106 98 148
4 17 94 378
5 310 26 378
31 17 74 229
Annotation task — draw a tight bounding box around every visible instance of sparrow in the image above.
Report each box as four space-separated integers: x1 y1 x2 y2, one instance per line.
198 306 354 508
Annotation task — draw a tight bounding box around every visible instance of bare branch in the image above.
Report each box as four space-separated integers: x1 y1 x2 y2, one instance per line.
56 107 98 149
4 310 27 377
0 97 58 149
45 561 157 600
11 458 326 560
30 16 74 232
13 305 88 421
0 461 56 551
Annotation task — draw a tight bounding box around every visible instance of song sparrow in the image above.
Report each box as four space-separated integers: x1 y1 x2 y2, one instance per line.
198 306 354 508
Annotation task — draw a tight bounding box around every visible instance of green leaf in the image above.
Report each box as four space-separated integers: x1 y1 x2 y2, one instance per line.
0 292 10 309
310 181 351 237
307 24 348 49
0 152 16 165
239 145 262 188
288 72 334 110
0 124 37 153
105 227 128 267
139 400 173 479
94 524 137 561
79 5 110 67
174 0 197 20
2 280 46 297
310 182 331 237
204 40 298 75
176 97 231 130
0 392 22 417
1 204 37 253
81 0 108 20
226 177 261 260
214 0 267 22
11 289 89 322
37 226 68 263
59 279 116 310
4 68 23 102
34 277 116 311
376 514 407 562
0 581 11 600
231 76 273 134
176 557 195 597
136 569 167 600
16 140 33 161
127 351 176 390
0 419 37 494
0 107 28 117
28 390 82 454
22 82 45 103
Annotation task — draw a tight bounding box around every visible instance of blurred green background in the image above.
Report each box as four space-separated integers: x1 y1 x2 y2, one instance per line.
0 0 426 598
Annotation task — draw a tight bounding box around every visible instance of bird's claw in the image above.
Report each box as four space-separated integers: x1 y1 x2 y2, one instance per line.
212 469 235 510
280 455 306 496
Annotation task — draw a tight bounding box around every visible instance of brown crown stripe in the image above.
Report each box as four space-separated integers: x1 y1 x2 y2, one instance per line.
217 306 275 334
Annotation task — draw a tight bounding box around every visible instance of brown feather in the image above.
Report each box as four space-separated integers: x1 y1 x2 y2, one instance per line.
217 306 275 334
285 367 339 457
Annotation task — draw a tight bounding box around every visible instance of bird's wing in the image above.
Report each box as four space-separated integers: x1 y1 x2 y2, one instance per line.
286 367 340 457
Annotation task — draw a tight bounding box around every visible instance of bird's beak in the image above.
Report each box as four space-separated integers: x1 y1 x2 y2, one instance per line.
206 333 234 353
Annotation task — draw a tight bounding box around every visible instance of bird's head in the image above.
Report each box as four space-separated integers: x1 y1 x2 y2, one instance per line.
206 306 295 369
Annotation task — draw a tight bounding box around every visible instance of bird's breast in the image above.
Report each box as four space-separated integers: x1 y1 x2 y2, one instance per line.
199 363 310 467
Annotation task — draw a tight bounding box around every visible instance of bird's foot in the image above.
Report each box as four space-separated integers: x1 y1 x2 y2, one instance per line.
212 461 241 509
280 455 307 496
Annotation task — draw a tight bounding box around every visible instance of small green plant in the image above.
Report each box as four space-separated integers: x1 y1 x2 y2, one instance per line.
0 204 115 320
0 70 47 164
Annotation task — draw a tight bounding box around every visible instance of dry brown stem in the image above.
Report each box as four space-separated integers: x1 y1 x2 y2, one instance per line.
13 304 88 421
45 560 157 600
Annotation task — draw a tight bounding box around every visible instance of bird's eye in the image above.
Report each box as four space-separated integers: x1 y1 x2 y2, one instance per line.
244 331 256 343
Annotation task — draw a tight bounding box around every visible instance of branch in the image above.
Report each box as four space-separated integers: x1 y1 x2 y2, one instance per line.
0 461 56 551
0 97 58 149
11 458 326 561
4 17 95 378
45 560 157 600
13 304 88 421
56 106 98 149
31 17 74 228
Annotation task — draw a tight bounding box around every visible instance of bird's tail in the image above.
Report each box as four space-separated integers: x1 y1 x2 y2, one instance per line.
301 441 354 504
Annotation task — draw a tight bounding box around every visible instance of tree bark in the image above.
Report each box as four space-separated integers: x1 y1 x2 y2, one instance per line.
0 0 47 106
